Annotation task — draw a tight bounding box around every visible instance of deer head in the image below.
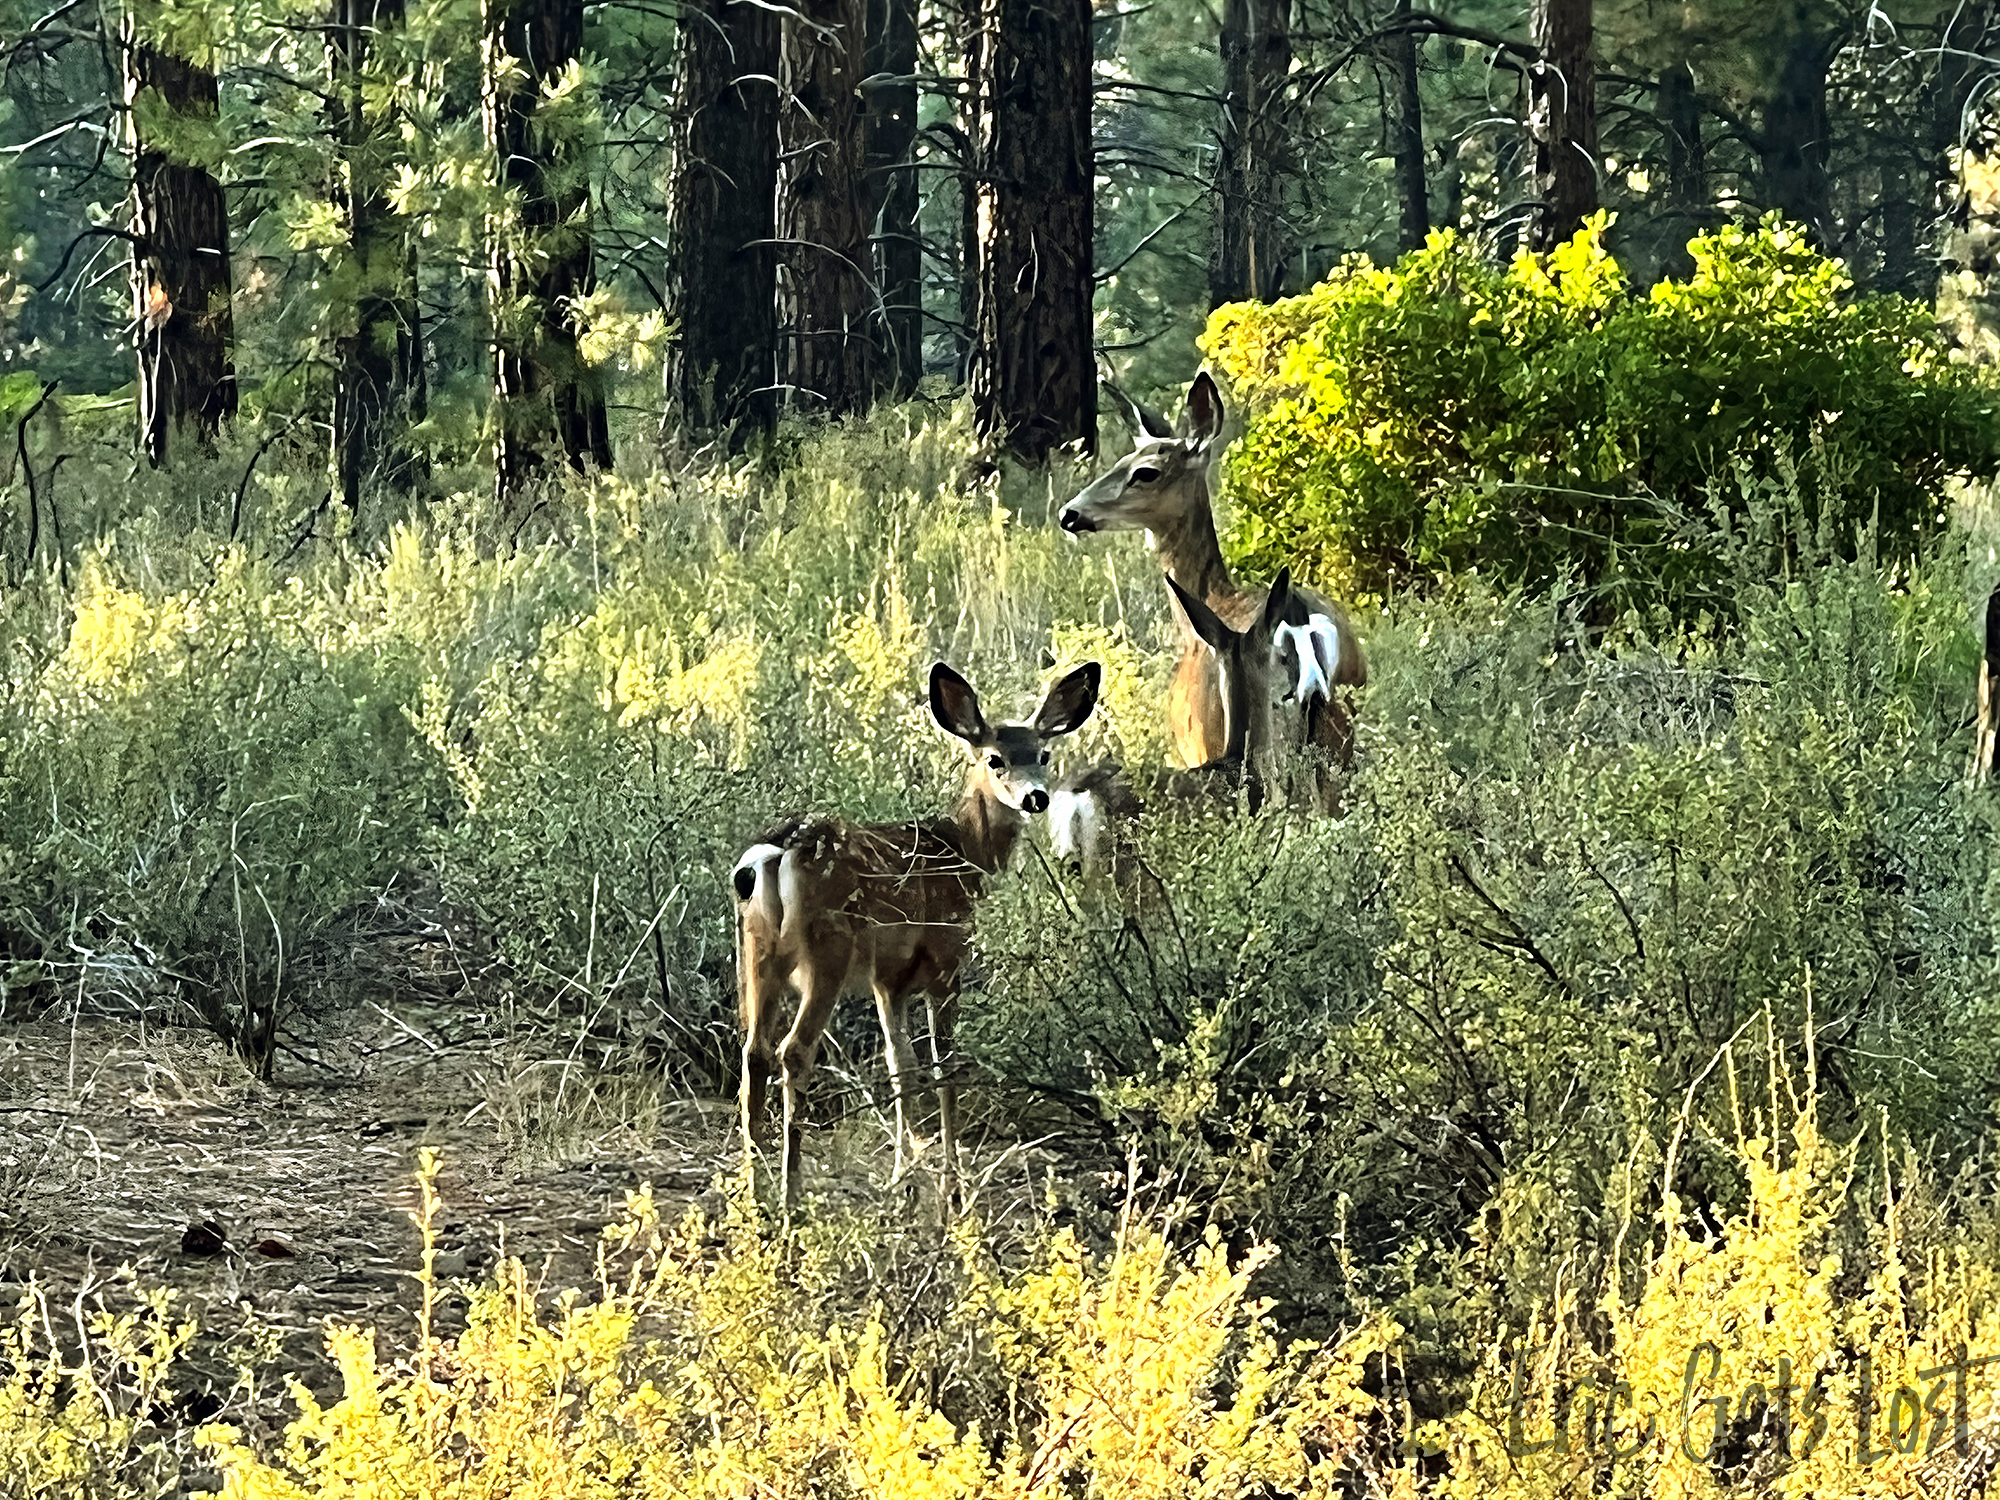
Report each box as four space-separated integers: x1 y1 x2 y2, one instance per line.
1058 371 1226 536
929 660 1102 817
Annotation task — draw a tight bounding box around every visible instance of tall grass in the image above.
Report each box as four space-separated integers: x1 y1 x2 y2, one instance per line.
4 400 2000 1494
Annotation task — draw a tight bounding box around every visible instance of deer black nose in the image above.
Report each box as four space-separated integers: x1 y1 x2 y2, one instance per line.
1023 789 1050 814
1057 503 1097 534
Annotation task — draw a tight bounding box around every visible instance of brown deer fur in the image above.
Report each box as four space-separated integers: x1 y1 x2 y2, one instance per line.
732 660 1100 1209
1058 370 1366 805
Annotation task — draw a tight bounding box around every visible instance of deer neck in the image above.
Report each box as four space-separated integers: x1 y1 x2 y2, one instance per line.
948 778 1028 873
1147 485 1238 618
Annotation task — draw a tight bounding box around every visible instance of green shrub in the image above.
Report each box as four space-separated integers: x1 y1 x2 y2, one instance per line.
1204 216 2000 613
0 552 439 1065
971 505 2000 1348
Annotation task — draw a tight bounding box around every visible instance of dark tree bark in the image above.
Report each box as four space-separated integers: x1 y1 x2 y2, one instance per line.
1911 1 1996 299
665 0 780 440
964 0 1094 461
330 0 425 513
1659 62 1704 205
1756 31 1836 249
1388 0 1427 255
955 129 978 382
125 34 237 468
483 0 612 497
1654 61 1705 280
865 0 921 395
776 0 875 415
1526 0 1596 253
1210 0 1292 304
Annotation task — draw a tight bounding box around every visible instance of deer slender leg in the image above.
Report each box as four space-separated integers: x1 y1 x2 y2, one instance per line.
874 982 921 1180
741 1042 775 1159
778 959 848 1212
737 928 785 1171
927 989 961 1213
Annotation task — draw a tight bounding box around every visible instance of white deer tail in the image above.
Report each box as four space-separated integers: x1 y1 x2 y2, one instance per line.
731 843 786 935
1276 614 1343 709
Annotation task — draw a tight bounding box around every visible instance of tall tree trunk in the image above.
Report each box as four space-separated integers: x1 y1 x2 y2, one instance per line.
865 0 921 395
1915 1 1994 300
1526 0 1595 253
665 0 780 440
776 0 875 415
1659 62 1704 205
1655 61 1704 280
484 0 612 498
1388 0 1427 255
1756 31 1835 249
1495 130 1526 261
330 0 425 514
965 0 1094 460
125 33 236 468
1210 0 1292 304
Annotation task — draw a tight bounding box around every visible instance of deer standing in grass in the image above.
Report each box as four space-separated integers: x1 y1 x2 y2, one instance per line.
733 661 1101 1210
1058 371 1366 807
1050 570 1294 886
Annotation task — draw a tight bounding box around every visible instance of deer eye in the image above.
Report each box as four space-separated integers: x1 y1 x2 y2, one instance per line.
1130 465 1161 486
1039 750 1051 764
987 754 1005 770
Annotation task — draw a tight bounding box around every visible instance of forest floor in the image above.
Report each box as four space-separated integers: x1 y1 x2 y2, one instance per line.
0 999 725 1416
0 916 1093 1451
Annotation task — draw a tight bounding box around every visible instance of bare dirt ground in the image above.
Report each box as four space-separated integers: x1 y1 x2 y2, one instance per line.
0 998 729 1409
0 975 1099 1453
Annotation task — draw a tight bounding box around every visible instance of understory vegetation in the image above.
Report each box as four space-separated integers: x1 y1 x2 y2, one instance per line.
6 230 2000 1495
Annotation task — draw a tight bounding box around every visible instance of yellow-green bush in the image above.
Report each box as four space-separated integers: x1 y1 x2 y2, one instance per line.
1424 1028 2000 1500
197 1152 1387 1499
1203 217 2000 611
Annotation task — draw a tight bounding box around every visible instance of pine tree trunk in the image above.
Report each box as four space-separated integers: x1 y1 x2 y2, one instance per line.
1655 61 1704 280
1526 0 1596 253
1659 62 1704 204
1389 0 1427 255
1210 0 1292 304
965 0 1094 461
1757 34 1834 249
776 0 875 415
665 0 780 440
865 0 921 397
1915 2 1994 300
125 34 237 468
484 0 611 497
330 0 425 513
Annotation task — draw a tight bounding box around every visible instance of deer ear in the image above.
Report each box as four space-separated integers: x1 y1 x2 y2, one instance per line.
929 662 990 743
1183 371 1225 448
1259 567 1294 632
1167 573 1237 654
1105 380 1174 442
1034 662 1102 738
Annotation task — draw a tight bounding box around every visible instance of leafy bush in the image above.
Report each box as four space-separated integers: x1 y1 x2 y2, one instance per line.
972 498 2000 1358
1204 216 2000 613
0 402 1182 1078
198 1152 1388 1499
0 553 438 1066
1423 1035 2000 1500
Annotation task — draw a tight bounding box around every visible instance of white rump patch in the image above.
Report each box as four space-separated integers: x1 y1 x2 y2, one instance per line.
1047 787 1104 869
1274 614 1343 708
733 843 786 932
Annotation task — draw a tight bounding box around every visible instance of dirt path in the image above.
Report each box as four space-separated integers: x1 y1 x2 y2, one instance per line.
0 1000 732 1421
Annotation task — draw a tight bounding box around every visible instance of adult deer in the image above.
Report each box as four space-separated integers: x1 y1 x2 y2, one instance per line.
1049 571 1292 886
1057 371 1366 806
732 660 1101 1211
